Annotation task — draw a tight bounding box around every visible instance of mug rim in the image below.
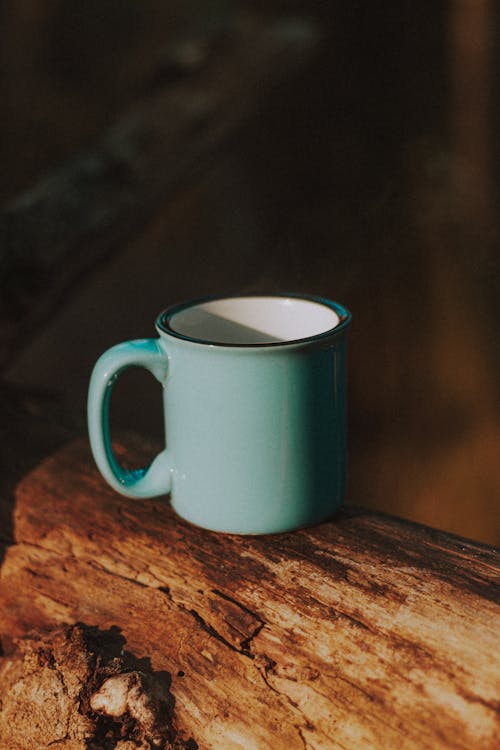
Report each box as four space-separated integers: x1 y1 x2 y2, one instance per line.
155 293 352 348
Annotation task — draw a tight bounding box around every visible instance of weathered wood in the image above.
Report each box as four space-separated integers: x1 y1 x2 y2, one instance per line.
0 12 319 371
0 432 499 750
0 623 195 749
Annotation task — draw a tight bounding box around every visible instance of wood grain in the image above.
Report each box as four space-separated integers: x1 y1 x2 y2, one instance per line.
0 435 499 749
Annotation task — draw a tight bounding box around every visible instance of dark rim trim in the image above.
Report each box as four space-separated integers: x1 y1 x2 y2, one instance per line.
155 293 352 348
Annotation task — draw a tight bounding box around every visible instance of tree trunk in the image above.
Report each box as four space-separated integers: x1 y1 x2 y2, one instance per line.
0 433 498 749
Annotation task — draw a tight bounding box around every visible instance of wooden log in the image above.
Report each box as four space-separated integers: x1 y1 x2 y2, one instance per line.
0 11 319 372
0 622 195 749
0 432 499 750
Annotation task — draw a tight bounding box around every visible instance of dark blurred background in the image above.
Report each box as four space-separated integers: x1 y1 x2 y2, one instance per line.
1 1 499 544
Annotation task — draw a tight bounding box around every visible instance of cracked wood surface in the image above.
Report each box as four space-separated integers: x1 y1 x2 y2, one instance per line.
0 432 499 750
0 622 196 750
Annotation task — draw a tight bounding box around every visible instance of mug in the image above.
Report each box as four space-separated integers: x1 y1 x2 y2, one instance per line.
88 294 351 534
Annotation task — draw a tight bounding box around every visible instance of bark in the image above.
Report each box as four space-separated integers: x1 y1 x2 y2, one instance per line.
0 434 499 749
0 623 195 749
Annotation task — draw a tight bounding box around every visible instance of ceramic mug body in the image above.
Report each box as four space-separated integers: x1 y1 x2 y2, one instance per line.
87 294 351 534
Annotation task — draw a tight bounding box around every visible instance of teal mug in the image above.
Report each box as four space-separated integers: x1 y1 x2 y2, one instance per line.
88 294 351 534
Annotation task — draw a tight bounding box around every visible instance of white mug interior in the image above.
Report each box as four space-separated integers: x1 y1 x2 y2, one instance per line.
168 296 341 345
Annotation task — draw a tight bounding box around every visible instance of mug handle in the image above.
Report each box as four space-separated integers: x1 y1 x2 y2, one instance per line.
87 339 172 498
